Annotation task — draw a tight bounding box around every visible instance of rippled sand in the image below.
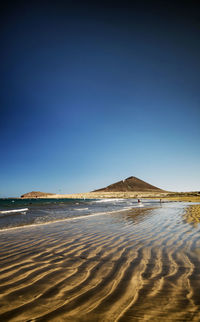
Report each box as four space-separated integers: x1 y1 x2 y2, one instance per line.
184 205 200 226
0 203 200 321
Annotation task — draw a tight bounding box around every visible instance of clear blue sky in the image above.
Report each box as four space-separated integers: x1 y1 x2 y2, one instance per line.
1 1 200 197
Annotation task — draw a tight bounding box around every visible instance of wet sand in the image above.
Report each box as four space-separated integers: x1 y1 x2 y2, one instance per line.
184 204 200 226
0 203 200 321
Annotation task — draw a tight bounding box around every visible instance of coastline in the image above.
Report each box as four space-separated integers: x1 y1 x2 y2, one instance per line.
20 191 200 202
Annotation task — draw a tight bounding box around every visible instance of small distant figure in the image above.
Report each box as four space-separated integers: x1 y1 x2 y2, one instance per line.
160 199 162 203
138 199 141 203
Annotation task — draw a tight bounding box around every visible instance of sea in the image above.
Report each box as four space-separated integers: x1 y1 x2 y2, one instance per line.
0 197 160 231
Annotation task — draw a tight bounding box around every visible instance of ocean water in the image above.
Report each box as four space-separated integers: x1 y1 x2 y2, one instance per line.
0 198 160 230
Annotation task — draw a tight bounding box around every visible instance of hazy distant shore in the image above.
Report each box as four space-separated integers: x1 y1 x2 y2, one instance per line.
20 191 200 202
21 191 168 199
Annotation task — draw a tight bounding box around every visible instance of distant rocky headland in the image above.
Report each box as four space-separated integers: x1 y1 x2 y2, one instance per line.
21 191 54 199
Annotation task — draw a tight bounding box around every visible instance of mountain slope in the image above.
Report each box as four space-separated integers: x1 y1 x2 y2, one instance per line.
93 176 164 192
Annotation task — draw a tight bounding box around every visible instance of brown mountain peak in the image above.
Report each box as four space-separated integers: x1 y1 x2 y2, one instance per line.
93 176 164 192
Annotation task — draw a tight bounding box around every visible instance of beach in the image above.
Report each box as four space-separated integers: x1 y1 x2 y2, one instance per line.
0 200 200 321
20 191 200 203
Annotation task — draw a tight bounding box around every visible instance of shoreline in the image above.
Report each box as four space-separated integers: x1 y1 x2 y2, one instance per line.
1 202 200 320
19 191 200 202
21 191 170 199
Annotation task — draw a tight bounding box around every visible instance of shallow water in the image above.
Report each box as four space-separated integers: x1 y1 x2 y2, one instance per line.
0 198 155 230
0 200 200 321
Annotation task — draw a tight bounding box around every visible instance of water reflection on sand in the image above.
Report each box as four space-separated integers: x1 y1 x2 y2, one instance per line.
0 202 200 321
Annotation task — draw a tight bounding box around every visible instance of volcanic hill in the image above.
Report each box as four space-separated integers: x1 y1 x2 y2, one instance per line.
93 176 164 192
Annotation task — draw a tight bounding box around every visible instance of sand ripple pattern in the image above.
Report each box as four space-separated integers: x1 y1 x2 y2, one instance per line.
0 204 200 321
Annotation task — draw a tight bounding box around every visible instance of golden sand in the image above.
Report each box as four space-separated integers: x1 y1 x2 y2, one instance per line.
162 196 200 202
24 191 165 199
184 204 200 225
0 205 200 321
21 191 200 202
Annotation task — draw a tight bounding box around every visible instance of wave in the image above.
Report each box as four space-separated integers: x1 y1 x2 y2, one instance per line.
136 203 144 207
0 206 150 232
94 198 125 203
0 208 28 215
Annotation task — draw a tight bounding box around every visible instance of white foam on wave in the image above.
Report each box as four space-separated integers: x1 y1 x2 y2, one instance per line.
0 208 28 215
75 208 89 211
0 205 141 232
94 198 125 203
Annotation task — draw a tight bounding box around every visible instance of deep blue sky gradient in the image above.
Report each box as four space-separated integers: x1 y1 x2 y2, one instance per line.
1 1 200 196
